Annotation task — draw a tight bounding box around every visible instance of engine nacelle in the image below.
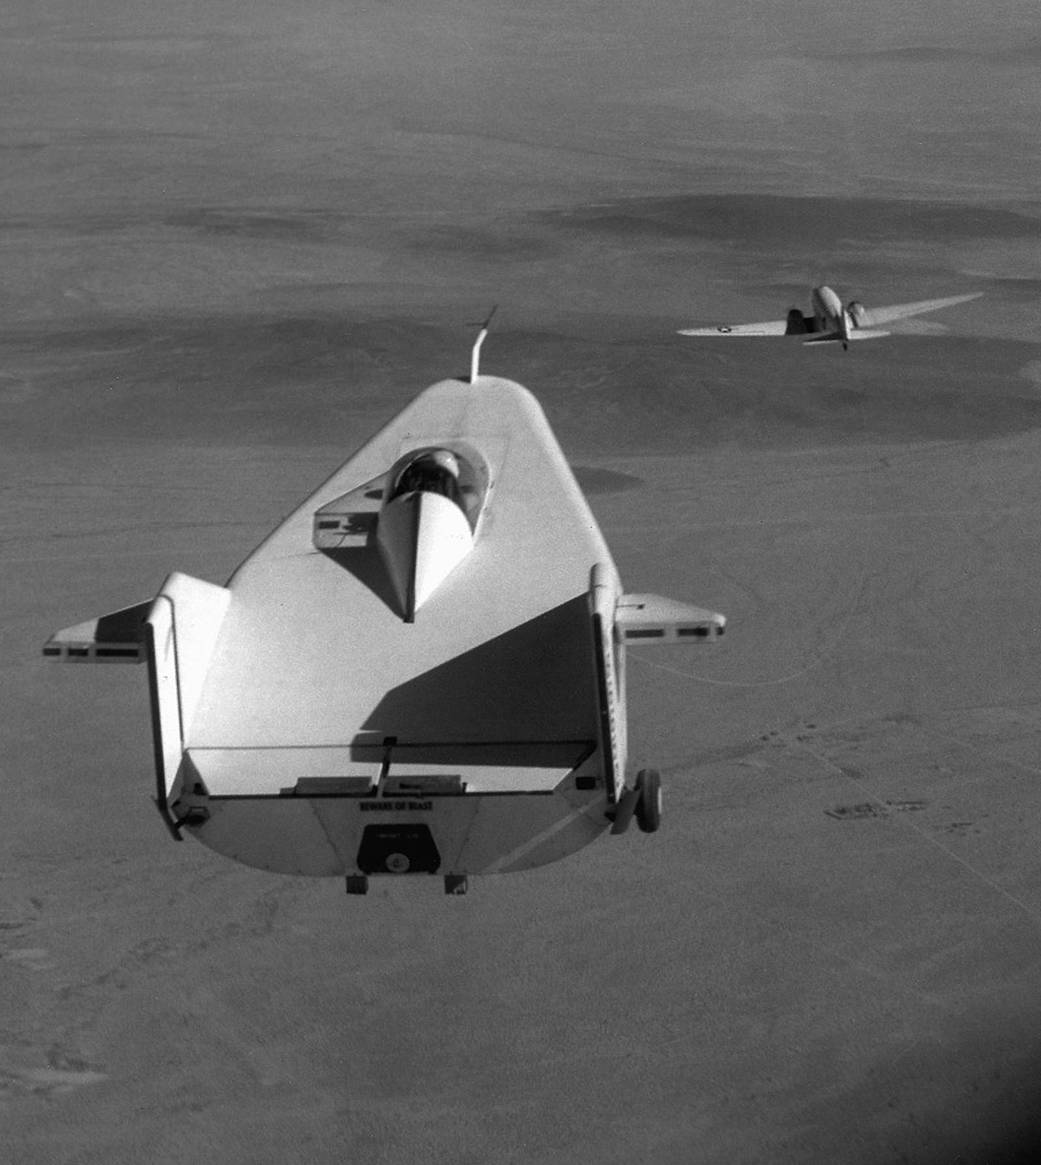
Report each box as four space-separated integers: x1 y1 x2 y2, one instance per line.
846 300 867 328
785 307 810 335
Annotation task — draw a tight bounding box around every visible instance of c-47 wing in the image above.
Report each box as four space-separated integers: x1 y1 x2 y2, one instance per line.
858 292 982 328
678 319 789 337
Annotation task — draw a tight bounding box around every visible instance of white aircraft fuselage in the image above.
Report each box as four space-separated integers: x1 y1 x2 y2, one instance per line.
44 375 726 893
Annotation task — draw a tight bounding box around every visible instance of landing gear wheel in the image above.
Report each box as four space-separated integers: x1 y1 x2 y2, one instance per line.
635 769 662 833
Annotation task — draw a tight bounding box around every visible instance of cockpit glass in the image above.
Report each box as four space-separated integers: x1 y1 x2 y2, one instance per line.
389 452 464 507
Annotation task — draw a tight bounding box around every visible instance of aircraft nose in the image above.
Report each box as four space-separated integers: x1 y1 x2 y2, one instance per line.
377 491 474 621
819 287 842 315
411 492 473 613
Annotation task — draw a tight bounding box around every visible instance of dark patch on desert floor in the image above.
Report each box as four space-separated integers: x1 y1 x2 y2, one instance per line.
403 222 556 260
810 42 1041 66
570 466 643 494
0 140 48 153
541 193 1041 249
164 207 347 243
981 276 1041 298
4 315 1040 456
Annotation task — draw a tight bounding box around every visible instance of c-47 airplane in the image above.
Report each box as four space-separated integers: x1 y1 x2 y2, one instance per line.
678 285 982 349
44 326 726 895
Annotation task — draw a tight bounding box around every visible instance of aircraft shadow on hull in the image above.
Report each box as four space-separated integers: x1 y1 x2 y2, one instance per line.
318 538 400 613
349 595 596 751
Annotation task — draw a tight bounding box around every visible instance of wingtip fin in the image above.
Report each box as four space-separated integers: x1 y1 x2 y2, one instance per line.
43 599 153 662
616 594 727 644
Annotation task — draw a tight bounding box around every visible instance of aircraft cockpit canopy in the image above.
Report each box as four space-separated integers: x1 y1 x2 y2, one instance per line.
385 446 486 530
389 449 464 506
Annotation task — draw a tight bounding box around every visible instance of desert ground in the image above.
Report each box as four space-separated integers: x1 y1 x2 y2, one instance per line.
5 2 1041 1162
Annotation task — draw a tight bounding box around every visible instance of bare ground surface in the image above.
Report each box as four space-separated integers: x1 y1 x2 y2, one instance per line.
8 322 1041 1164
5 2 1041 1163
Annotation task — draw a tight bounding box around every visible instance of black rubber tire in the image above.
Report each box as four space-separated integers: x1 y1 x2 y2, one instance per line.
635 769 662 833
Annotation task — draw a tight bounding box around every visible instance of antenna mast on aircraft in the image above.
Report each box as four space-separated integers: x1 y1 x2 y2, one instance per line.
469 304 498 382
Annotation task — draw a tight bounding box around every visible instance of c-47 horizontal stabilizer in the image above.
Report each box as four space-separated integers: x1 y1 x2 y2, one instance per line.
42 600 153 662
616 594 726 644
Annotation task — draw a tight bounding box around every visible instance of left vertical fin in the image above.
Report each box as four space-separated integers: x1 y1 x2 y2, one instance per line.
44 573 232 839
145 573 231 837
589 562 625 805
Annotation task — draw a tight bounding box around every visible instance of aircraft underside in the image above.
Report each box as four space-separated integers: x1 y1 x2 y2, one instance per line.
176 774 611 894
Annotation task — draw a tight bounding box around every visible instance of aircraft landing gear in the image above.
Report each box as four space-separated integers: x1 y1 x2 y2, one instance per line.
634 769 662 833
609 769 662 835
609 785 640 835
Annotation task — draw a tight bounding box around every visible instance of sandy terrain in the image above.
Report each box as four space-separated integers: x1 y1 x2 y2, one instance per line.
5 2 1041 1162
